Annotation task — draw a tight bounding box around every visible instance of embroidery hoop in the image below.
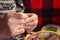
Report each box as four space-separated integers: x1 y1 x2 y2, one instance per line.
24 30 60 40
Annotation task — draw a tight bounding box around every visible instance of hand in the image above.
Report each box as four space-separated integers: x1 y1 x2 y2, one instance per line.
7 12 38 36
24 13 38 32
0 12 38 39
7 12 28 36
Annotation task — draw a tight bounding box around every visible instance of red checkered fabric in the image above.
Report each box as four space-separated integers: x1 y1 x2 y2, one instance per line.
23 0 60 31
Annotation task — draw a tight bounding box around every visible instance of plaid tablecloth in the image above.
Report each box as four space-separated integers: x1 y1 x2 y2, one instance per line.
23 0 60 31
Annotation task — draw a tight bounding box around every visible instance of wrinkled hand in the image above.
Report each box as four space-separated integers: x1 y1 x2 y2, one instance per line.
8 12 28 36
8 12 38 35
24 13 38 32
0 12 38 39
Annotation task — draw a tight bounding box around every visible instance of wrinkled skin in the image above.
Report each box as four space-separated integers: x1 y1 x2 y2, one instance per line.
0 12 38 39
24 13 38 32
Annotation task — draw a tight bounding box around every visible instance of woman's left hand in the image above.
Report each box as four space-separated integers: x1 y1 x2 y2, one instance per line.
24 13 38 32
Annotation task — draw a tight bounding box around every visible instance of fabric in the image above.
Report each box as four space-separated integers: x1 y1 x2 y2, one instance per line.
0 0 16 13
23 0 60 31
2 35 24 40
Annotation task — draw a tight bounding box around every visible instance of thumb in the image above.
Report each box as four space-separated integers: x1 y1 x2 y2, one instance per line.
14 12 28 19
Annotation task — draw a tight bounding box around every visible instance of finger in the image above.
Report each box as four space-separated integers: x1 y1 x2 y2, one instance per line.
7 12 16 15
16 25 25 34
14 12 28 19
26 13 36 17
26 13 34 17
15 28 25 34
13 12 24 19
24 20 38 31
15 25 25 34
7 12 16 17
27 13 38 18
25 14 38 23
24 20 38 27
